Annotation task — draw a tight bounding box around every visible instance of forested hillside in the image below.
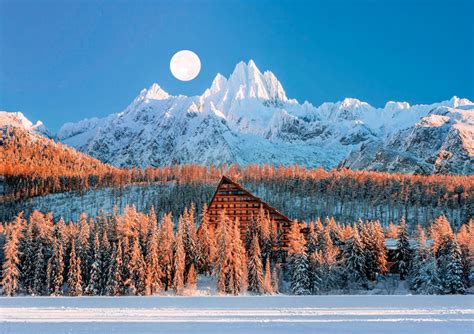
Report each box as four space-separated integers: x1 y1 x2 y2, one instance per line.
2 165 472 229
0 126 123 200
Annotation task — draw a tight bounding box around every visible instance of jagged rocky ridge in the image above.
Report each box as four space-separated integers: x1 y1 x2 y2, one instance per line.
5 60 474 174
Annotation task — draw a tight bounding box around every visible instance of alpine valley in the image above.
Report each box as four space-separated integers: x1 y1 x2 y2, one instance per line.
4 60 474 174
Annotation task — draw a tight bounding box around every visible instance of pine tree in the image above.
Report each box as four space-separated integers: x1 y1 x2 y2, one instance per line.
395 218 412 280
271 263 280 294
173 222 185 295
372 221 388 275
145 229 163 295
247 234 264 294
67 239 83 296
77 214 91 288
456 224 472 288
1 224 22 296
343 226 367 289
263 257 272 294
158 213 174 291
186 263 197 290
106 241 125 296
20 224 35 294
228 218 247 295
85 233 101 295
414 252 441 294
306 222 319 256
126 238 146 295
309 251 323 293
99 231 111 294
409 226 429 292
259 208 272 263
216 211 232 294
47 240 64 296
32 242 47 295
198 203 216 275
288 221 310 295
183 204 198 271
439 235 465 294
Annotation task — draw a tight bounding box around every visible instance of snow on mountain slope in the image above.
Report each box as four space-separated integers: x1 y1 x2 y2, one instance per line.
48 60 473 174
0 111 52 137
341 104 474 174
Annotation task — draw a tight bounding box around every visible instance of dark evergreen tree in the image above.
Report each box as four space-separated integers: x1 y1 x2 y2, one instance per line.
395 218 411 280
47 240 64 296
438 235 465 294
342 226 367 289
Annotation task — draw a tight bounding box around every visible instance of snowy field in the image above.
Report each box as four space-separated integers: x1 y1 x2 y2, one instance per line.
1 295 473 334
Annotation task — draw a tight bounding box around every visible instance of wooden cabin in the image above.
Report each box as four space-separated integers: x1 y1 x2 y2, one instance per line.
207 176 293 248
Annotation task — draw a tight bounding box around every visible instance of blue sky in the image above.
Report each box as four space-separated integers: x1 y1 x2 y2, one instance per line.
1 0 473 131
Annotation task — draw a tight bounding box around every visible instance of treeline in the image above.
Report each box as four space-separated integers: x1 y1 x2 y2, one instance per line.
1 206 472 296
3 164 473 228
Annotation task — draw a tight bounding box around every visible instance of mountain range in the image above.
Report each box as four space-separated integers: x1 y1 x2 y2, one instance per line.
2 60 473 175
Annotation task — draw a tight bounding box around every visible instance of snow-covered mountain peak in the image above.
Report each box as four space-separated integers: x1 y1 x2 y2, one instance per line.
0 111 52 137
202 73 228 99
448 96 473 108
49 59 472 175
384 101 411 111
223 60 288 102
143 83 171 100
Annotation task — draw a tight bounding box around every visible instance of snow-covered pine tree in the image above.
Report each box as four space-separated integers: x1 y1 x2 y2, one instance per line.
158 213 174 291
414 252 441 294
359 221 376 280
456 224 472 288
183 204 198 272
326 217 341 246
126 238 146 295
67 239 83 296
85 232 101 295
409 226 429 292
342 225 367 289
259 208 272 263
46 240 64 296
145 228 163 295
186 263 197 291
197 203 216 275
438 235 465 294
173 222 185 295
228 218 246 295
306 221 318 256
430 215 453 256
271 263 280 294
395 218 412 280
247 234 264 294
32 242 47 295
216 210 231 294
309 251 323 293
263 257 272 294
77 214 91 288
1 223 22 296
372 220 388 275
99 231 111 295
288 221 310 295
20 224 35 294
106 240 125 296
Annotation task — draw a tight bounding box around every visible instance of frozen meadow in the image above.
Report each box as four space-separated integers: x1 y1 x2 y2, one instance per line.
1 295 473 334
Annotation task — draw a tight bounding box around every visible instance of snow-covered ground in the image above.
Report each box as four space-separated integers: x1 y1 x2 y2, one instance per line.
1 295 472 334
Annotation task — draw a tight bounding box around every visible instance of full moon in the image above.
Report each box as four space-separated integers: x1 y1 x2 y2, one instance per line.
170 50 201 81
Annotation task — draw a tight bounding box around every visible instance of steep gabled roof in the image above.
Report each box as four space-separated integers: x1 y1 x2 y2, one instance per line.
209 176 291 223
